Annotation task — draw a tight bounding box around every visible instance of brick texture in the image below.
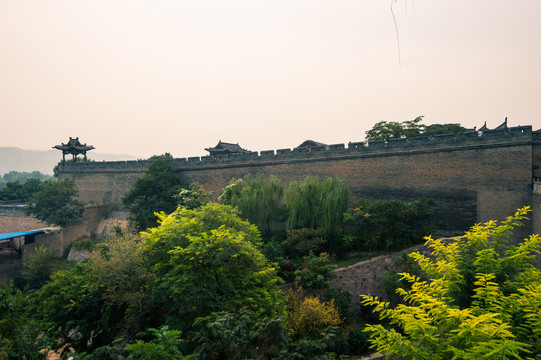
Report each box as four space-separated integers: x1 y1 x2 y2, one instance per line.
58 127 540 234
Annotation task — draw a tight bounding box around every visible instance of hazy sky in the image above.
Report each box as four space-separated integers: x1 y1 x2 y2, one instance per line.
1 0 540 158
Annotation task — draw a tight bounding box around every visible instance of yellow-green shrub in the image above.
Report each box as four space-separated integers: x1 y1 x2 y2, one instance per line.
286 288 342 339
361 207 541 359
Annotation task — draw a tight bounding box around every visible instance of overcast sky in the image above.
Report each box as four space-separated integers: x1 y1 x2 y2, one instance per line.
1 0 540 159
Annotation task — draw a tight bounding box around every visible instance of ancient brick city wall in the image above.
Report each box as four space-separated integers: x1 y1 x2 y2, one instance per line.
58 126 540 234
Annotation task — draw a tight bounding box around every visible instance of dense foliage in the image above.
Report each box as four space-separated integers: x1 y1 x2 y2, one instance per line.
0 283 48 359
175 182 212 210
285 288 342 340
0 178 47 201
23 204 288 357
365 116 469 142
344 198 434 251
219 174 284 238
19 246 65 289
362 207 541 359
0 171 51 191
284 176 349 255
144 203 285 330
294 252 336 290
25 178 84 227
220 175 353 257
282 228 326 258
122 154 184 230
2 171 538 359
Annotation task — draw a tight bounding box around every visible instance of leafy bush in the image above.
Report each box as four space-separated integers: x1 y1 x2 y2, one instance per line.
34 262 109 352
285 288 342 340
377 252 424 306
277 327 346 360
175 182 212 210
89 232 154 334
21 246 63 288
361 207 541 359
160 227 284 328
145 203 284 330
346 326 371 356
294 252 335 290
324 288 351 320
71 237 98 250
0 282 48 360
125 326 194 360
283 228 326 258
192 311 286 360
344 197 434 251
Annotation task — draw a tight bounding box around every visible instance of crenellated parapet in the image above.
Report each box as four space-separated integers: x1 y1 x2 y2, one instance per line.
56 124 539 237
59 126 533 173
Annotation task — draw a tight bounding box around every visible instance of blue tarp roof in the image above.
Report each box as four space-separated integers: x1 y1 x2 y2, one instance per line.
0 230 45 241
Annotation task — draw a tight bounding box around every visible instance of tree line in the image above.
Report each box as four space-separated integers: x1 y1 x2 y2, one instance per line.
2 119 538 358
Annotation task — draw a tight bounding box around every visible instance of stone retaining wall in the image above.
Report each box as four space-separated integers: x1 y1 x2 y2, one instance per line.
330 243 436 312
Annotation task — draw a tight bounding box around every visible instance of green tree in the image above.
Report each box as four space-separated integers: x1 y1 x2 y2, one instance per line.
144 202 262 270
0 282 48 360
34 262 109 352
144 203 285 330
365 116 468 142
361 207 541 359
122 154 183 231
175 182 212 210
192 311 286 360
33 233 157 354
0 178 46 201
424 123 470 137
2 170 51 184
25 179 84 227
284 176 349 255
282 228 326 258
294 252 336 290
88 232 155 335
344 198 433 251
219 174 284 239
365 116 424 141
20 246 64 289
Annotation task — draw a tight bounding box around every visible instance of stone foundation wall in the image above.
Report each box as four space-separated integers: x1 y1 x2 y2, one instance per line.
0 216 47 234
22 205 103 263
0 204 48 233
330 244 431 312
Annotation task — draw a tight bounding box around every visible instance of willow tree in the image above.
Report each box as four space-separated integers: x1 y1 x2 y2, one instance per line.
284 176 349 255
219 174 284 239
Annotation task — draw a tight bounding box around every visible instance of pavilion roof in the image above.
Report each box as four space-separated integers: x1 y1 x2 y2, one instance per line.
53 137 95 154
205 140 250 155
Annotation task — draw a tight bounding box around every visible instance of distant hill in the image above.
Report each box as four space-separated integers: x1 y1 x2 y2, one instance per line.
0 147 138 175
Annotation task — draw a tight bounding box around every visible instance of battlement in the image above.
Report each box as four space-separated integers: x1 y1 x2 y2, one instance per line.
56 125 539 237
58 126 533 172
